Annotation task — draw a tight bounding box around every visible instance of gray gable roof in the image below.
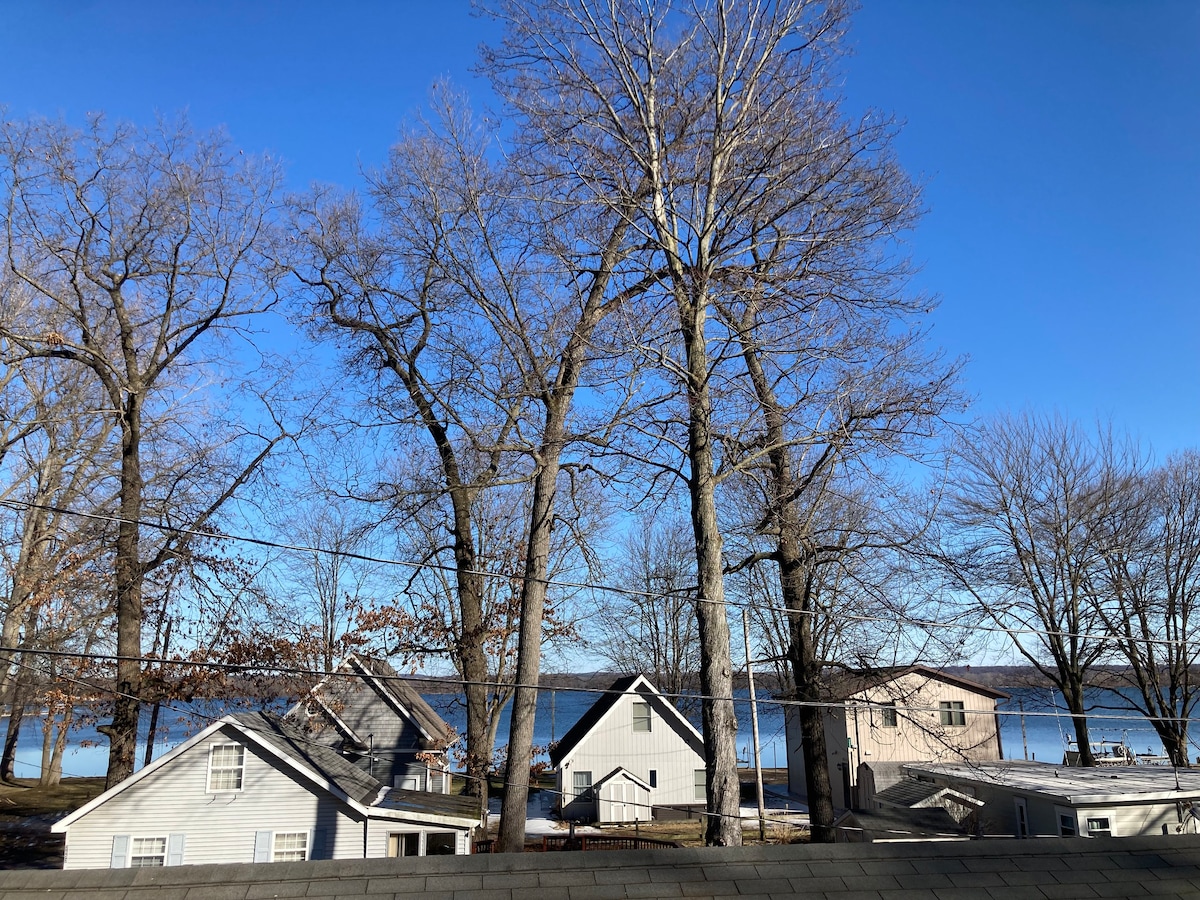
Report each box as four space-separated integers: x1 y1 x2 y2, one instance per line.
292 655 453 752
233 711 383 806
835 806 966 839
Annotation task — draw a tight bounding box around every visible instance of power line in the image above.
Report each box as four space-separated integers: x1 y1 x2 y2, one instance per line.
1 496 1195 653
3 654 807 834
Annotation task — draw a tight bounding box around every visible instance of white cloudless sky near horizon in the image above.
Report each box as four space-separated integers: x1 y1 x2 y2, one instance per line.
1 0 1197 459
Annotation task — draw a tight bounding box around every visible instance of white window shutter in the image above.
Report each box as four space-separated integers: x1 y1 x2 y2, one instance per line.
110 834 130 869
166 833 186 866
254 830 272 863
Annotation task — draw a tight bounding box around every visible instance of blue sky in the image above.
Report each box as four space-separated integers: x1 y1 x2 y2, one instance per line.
2 1 1197 458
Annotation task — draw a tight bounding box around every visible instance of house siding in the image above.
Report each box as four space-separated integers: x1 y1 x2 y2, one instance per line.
363 819 470 858
62 726 365 869
786 672 1003 806
557 689 704 821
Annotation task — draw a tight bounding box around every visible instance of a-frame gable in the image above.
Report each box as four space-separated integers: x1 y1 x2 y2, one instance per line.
551 674 703 768
52 718 229 832
287 655 451 751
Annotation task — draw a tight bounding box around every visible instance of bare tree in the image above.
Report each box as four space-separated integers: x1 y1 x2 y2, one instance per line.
0 115 291 785
293 90 643 844
1091 450 1200 767
484 0 957 843
940 413 1113 767
593 512 700 706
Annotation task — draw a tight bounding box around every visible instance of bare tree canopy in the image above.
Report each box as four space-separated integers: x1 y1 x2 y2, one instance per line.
0 115 291 785
483 0 959 843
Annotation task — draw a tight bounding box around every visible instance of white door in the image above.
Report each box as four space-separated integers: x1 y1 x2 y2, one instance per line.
611 783 627 822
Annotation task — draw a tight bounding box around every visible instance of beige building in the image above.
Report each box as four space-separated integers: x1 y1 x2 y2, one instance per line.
785 665 1008 808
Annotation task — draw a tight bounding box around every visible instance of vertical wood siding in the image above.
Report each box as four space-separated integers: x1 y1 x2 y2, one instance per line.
559 690 704 819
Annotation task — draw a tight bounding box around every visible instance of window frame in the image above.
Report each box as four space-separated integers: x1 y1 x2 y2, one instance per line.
572 770 593 801
632 701 652 733
879 701 898 728
388 832 421 857
1084 812 1115 838
1055 806 1078 837
206 743 245 792
129 836 167 868
272 831 309 862
938 700 967 727
426 832 457 855
694 768 706 801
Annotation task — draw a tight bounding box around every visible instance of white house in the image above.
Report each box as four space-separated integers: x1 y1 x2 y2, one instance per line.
889 760 1200 839
786 665 1008 808
550 674 706 822
52 711 479 869
286 654 454 792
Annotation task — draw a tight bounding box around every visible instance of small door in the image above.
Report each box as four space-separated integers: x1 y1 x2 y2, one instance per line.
611 783 627 822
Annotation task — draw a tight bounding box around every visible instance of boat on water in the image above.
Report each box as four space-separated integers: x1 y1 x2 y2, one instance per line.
1063 738 1171 767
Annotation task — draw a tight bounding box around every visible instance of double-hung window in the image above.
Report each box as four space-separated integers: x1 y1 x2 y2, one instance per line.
273 831 308 862
939 701 966 727
130 837 167 867
207 743 245 792
632 701 652 732
694 769 706 801
573 770 593 801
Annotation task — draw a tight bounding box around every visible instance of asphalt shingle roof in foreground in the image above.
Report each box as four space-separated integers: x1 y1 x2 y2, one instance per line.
3 834 1200 899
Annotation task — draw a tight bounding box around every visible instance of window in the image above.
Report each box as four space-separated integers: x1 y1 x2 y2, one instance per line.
573 770 592 801
388 833 420 857
273 832 308 862
1060 816 1080 844
1015 798 1029 838
880 701 898 728
130 837 166 868
426 832 457 855
207 744 245 791
1086 816 1113 838
632 701 652 732
694 769 706 801
648 769 657 788
939 701 966 727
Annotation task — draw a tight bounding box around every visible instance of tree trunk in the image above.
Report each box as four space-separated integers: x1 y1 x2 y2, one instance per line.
101 394 145 787
498 451 562 852
43 705 71 787
789 605 836 841
1061 679 1095 767
495 218 631 850
1 669 28 783
680 291 741 848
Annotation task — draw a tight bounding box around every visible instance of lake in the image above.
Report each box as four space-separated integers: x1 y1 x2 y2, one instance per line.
8 685 1170 780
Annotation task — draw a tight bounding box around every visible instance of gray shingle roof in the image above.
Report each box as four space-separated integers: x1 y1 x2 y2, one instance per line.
350 656 453 749
11 834 1200 897
233 711 384 805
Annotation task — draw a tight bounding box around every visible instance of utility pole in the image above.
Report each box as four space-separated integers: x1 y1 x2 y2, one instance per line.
742 610 766 842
